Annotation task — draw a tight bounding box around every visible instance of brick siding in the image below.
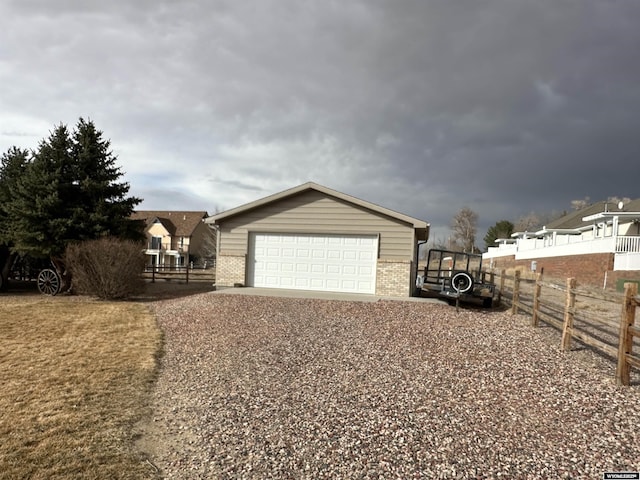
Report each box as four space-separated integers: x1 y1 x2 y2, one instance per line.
376 259 412 297
216 255 246 287
488 253 626 289
217 255 415 297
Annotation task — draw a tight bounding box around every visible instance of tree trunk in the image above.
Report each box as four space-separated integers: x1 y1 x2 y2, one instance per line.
0 246 15 292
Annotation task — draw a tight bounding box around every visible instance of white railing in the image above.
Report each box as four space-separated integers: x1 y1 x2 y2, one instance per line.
616 236 640 253
515 236 616 259
484 244 517 258
484 234 640 261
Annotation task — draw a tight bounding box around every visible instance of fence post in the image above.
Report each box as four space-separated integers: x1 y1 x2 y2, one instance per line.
151 265 156 283
499 269 505 304
561 277 577 351
616 282 638 386
532 272 543 327
186 264 189 284
511 270 521 315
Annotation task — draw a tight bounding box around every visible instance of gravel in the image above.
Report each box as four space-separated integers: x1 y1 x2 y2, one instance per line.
140 293 640 479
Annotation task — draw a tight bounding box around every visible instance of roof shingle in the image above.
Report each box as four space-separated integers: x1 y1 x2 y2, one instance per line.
545 199 640 230
130 211 208 237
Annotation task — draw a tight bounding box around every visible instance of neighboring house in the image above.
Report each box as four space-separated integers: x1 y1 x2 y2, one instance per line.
483 199 640 288
206 182 429 297
130 211 216 268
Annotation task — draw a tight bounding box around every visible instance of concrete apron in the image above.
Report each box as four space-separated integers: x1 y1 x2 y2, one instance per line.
211 286 446 304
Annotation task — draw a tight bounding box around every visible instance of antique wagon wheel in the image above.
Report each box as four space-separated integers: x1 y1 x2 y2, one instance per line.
37 268 61 296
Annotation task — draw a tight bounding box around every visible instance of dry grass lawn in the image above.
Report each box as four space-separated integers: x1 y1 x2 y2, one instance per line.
0 295 162 480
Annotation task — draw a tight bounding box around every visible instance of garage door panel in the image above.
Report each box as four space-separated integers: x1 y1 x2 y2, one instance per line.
359 251 374 260
343 280 357 289
327 264 340 274
343 265 357 275
359 265 374 274
326 279 340 289
249 233 377 294
343 250 357 260
310 278 325 288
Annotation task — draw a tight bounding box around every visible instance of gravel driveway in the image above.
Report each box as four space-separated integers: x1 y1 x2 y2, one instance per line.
139 293 640 479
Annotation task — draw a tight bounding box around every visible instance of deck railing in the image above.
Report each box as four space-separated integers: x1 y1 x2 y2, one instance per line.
486 235 640 260
616 236 640 253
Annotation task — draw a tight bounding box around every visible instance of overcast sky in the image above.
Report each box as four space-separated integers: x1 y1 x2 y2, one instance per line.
2 0 639 246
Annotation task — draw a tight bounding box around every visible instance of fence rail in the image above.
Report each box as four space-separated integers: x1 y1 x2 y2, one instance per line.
142 265 215 284
494 269 639 386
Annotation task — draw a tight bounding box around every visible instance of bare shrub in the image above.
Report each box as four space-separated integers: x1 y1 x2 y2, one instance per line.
65 237 146 299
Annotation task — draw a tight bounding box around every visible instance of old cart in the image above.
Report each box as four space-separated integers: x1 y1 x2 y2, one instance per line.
417 248 496 307
0 252 69 296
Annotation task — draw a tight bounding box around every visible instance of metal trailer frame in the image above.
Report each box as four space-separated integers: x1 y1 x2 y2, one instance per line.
418 248 496 307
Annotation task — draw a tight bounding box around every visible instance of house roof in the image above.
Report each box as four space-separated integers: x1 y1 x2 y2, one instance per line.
206 182 430 240
130 211 209 237
545 199 640 230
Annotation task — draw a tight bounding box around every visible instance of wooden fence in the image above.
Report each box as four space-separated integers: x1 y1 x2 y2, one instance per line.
494 269 640 386
142 265 215 284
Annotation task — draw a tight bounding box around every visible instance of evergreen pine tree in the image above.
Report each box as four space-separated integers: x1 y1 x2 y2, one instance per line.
3 119 143 260
0 147 30 290
7 124 73 258
0 146 30 244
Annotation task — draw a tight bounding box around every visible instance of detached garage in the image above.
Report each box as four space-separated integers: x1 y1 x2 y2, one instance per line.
207 182 429 297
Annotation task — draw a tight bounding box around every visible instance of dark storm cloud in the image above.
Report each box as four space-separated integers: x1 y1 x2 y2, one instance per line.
1 0 639 244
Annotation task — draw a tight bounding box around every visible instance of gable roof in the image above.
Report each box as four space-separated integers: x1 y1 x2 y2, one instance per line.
130 211 208 237
206 182 429 239
545 199 640 230
545 201 609 230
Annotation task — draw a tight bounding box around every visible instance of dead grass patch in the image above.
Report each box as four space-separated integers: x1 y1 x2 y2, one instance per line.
0 295 162 480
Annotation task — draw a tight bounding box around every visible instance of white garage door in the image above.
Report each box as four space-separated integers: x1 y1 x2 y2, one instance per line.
248 233 378 294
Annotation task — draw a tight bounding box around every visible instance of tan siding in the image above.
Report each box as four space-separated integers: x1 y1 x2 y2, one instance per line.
189 220 216 254
218 190 415 259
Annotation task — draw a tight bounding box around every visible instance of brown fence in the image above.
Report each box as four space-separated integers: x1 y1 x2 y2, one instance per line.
493 269 640 386
142 266 216 284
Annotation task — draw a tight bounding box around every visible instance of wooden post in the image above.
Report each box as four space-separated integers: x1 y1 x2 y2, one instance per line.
532 272 543 327
186 264 189 284
499 269 505 304
151 265 156 283
616 282 638 386
511 270 521 315
561 278 577 351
